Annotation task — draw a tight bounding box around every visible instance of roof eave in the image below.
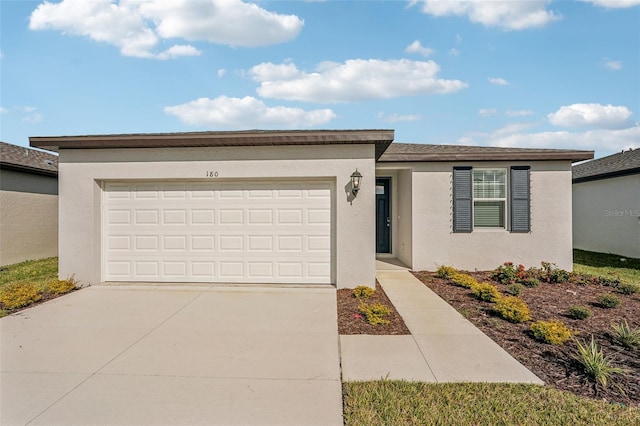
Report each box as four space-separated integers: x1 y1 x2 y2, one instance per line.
379 151 594 163
573 167 640 183
0 162 58 177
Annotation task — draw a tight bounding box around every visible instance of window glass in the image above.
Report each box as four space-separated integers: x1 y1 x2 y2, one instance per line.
473 169 506 228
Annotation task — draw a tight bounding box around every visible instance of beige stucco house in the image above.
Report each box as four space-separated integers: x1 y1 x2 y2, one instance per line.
0 141 59 266
573 148 640 259
30 130 592 288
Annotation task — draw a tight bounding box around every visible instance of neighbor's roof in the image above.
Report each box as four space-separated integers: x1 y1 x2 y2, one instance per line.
573 148 640 183
29 129 395 160
0 141 58 176
378 143 594 162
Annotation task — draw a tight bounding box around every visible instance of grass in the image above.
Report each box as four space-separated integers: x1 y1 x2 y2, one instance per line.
343 381 640 426
0 257 58 291
574 249 640 284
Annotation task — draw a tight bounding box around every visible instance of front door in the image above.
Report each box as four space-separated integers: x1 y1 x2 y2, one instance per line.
376 178 391 253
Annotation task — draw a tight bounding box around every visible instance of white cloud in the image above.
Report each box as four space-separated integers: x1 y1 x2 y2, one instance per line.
580 0 640 8
488 77 510 86
548 103 633 129
405 40 435 57
0 107 8 114
164 96 336 127
602 59 623 70
413 0 559 30
251 59 468 103
29 0 303 59
22 113 43 123
217 69 226 78
478 108 497 117
506 109 534 117
378 112 421 123
449 48 460 56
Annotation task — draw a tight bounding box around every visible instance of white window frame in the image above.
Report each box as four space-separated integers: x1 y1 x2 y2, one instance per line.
473 168 508 229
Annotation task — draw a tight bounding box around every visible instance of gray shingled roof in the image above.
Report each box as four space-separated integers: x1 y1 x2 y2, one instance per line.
0 141 58 176
573 148 640 183
379 143 593 162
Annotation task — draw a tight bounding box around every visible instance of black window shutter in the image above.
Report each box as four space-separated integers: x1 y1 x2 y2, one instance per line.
453 167 473 233
510 166 530 232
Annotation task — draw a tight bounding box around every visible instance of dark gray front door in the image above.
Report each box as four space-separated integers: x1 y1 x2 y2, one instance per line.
376 178 391 253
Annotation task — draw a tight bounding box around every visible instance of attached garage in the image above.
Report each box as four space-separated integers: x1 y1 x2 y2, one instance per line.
103 180 333 284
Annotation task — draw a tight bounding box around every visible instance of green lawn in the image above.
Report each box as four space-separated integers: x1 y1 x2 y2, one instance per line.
0 257 58 289
343 382 640 426
574 249 640 284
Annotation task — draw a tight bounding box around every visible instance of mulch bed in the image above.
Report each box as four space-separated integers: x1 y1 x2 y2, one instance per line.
413 271 640 407
337 282 410 335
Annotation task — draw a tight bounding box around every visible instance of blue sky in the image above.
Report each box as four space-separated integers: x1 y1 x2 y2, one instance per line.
1 0 638 158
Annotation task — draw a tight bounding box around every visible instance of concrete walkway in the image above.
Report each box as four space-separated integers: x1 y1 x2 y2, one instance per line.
1 285 343 426
340 264 543 384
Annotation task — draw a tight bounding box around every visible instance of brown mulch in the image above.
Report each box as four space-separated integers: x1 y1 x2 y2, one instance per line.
413 271 640 407
337 282 410 335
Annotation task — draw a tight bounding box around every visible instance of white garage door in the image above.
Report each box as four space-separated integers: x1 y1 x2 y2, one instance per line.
102 180 332 284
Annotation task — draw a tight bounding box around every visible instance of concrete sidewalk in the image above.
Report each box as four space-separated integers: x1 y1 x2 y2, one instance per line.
340 267 543 384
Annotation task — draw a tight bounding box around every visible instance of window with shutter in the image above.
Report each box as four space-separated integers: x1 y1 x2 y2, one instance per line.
473 169 507 229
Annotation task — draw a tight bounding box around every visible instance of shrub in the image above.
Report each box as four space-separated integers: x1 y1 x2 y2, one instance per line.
531 321 572 345
437 265 458 279
568 305 591 320
358 302 391 326
45 276 77 295
506 283 524 296
494 296 531 323
472 282 502 302
597 293 621 309
492 262 526 285
617 282 639 295
0 282 43 309
450 273 478 289
574 335 627 388
538 262 571 283
610 320 640 349
353 285 375 299
522 277 540 288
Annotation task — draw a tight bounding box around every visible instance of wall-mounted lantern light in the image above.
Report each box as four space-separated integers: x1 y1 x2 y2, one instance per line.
351 169 362 196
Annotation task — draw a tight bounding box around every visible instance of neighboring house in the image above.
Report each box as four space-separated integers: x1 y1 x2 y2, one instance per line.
0 141 59 266
30 130 592 288
572 148 640 259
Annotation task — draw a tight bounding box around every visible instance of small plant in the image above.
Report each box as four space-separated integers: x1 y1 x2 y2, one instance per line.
568 305 591 320
531 321 572 345
450 273 478 289
437 265 458 279
358 302 391 326
521 277 540 288
492 262 526 285
573 335 627 388
506 283 524 296
617 282 639 295
0 282 43 310
494 296 531 323
353 285 375 299
610 320 640 349
472 282 502 302
538 262 571 283
597 293 621 309
45 276 77 295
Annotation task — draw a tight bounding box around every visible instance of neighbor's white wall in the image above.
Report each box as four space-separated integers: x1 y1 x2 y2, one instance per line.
402 160 574 272
58 144 376 288
573 174 640 259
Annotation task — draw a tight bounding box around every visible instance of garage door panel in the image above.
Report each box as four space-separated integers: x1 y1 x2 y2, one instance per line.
103 181 332 283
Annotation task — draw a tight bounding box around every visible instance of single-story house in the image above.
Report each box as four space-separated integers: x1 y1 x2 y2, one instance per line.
0 141 59 266
572 148 640 259
30 130 592 288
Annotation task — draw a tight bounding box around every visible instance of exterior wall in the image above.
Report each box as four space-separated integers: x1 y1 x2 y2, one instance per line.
0 169 58 266
386 161 573 271
58 144 376 288
573 174 640 259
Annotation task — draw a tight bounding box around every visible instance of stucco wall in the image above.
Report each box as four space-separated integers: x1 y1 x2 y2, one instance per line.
0 169 58 265
58 144 376 288
573 174 640 259
385 161 574 271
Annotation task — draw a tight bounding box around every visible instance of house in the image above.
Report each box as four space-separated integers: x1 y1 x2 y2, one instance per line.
30 130 592 288
0 141 59 266
572 148 640 259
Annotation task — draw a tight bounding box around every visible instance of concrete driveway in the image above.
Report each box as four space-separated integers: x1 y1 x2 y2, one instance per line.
1 285 343 426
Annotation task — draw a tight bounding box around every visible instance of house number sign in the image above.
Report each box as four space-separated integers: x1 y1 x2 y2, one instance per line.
206 171 219 177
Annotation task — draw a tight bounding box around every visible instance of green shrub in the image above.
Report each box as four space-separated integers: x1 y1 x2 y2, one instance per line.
0 282 43 309
494 296 531 323
353 285 375 299
437 265 458 279
472 282 502 302
358 302 391 326
45 276 77 295
610 320 640 349
450 273 478 289
574 335 627 388
531 321 572 345
597 293 621 309
522 277 540 288
617 282 639 295
492 262 527 285
0 309 7 318
506 283 524 296
538 262 571 283
568 305 591 320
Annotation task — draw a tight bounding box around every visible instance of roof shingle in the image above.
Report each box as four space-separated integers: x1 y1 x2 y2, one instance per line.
0 141 58 176
572 148 640 183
